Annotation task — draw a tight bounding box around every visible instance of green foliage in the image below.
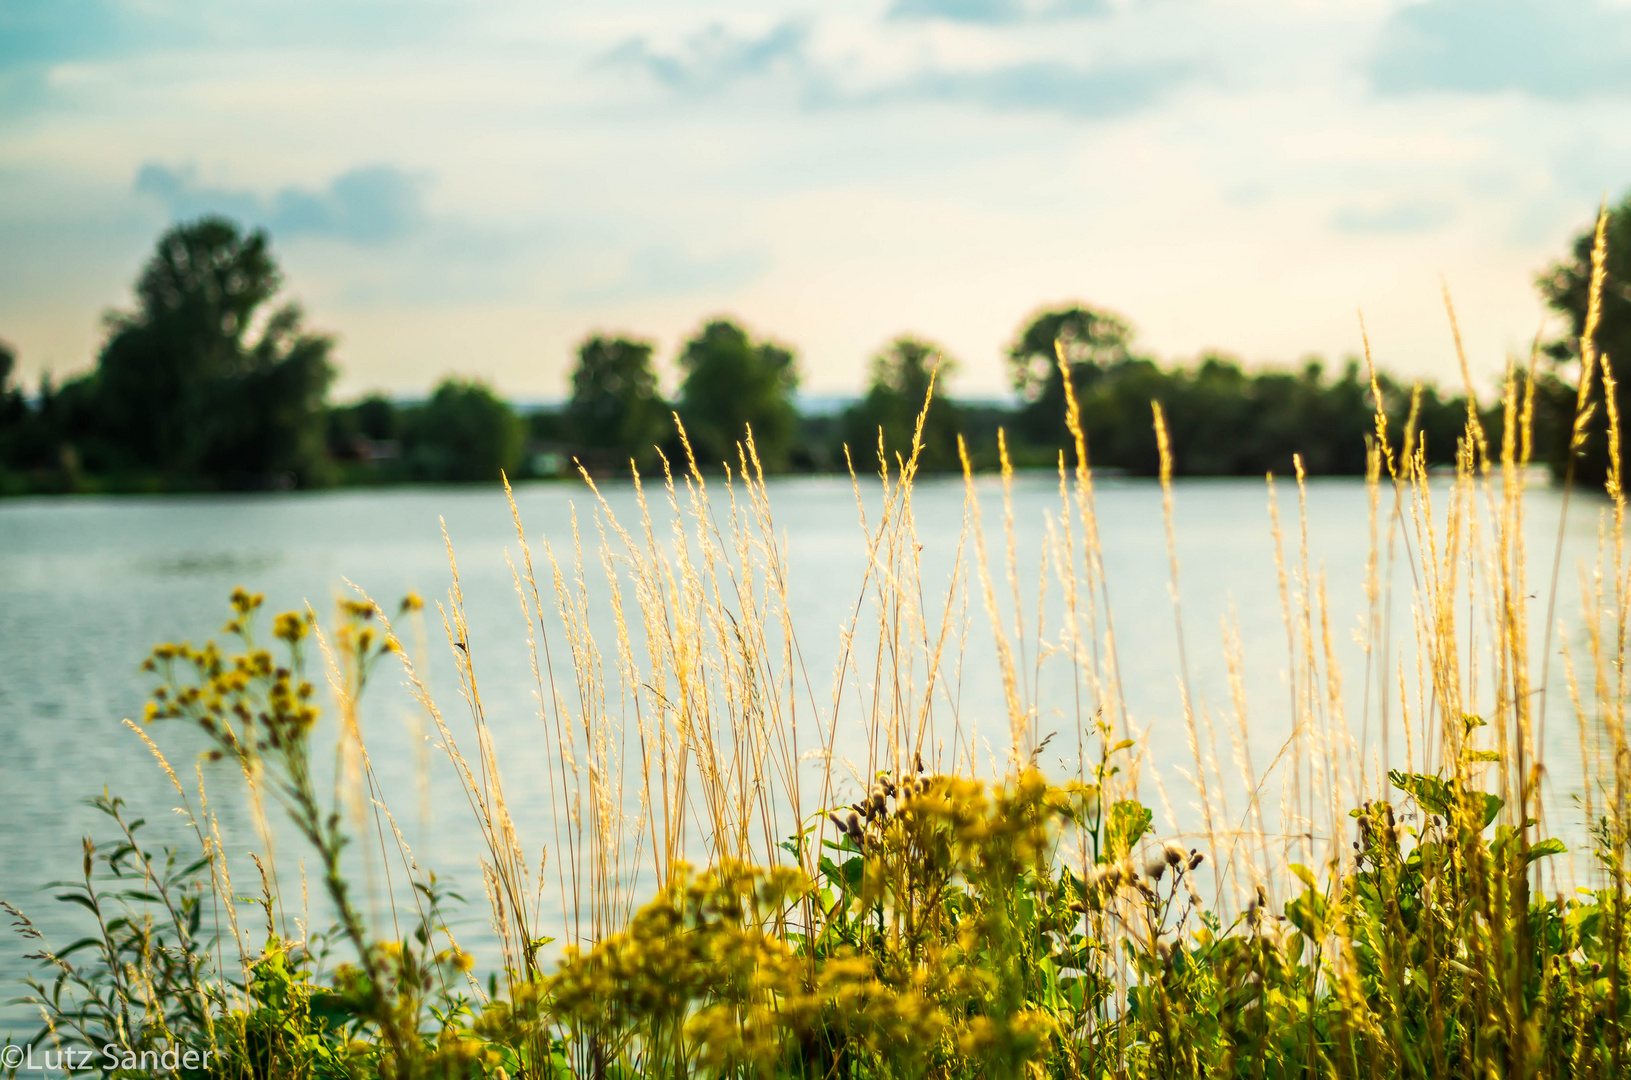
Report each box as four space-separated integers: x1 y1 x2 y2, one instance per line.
90 216 336 486
330 394 401 447
1538 193 1631 486
403 378 524 484
0 338 28 472
676 319 800 472
2 794 224 1070
0 220 1533 494
999 304 1494 476
566 335 671 472
840 336 964 472
10 591 1631 1079
1008 304 1139 453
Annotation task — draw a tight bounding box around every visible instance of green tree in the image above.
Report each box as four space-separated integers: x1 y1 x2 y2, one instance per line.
94 216 335 485
1007 305 1137 452
0 340 23 464
402 377 522 483
326 394 400 462
841 336 963 472
567 334 670 471
676 319 799 471
1537 195 1631 486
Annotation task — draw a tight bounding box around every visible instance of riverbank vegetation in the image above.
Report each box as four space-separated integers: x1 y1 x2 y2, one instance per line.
6 191 1627 494
5 212 1631 1078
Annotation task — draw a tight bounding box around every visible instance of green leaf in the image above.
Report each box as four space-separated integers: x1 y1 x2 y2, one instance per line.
1526 838 1568 864
52 893 100 915
819 855 864 894
1390 771 1453 818
1285 888 1328 942
55 936 105 959
1106 800 1153 860
1389 769 1502 828
1289 863 1317 891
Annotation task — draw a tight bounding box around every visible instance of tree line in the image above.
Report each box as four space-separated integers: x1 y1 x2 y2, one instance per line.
0 208 1620 494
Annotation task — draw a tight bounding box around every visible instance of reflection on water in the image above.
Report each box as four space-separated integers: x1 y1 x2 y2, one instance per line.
0 476 1613 1024
133 552 281 578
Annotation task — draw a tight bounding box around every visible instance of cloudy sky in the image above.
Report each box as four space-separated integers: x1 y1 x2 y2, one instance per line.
1 0 1628 400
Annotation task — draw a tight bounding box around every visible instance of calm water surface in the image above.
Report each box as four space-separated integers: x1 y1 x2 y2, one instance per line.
0 475 1610 1027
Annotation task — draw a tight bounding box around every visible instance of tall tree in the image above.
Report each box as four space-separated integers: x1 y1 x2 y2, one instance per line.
94 217 335 485
0 339 24 470
1537 195 1631 486
676 319 799 471
402 377 522 483
567 334 670 471
841 336 963 472
1007 305 1137 452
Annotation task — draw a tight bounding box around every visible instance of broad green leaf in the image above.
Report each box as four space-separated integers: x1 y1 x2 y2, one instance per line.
1390 771 1452 818
1285 887 1328 941
1106 800 1153 860
1526 837 1568 864
1390 769 1503 828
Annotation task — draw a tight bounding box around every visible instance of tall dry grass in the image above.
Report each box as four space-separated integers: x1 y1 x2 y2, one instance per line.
8 211 1631 1078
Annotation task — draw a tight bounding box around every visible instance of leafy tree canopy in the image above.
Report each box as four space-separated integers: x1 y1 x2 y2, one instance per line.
0 339 25 462
93 216 335 485
1538 194 1631 485
842 336 963 473
0 338 20 420
1008 305 1136 399
1008 305 1139 451
567 334 670 471
677 319 799 472
402 377 523 484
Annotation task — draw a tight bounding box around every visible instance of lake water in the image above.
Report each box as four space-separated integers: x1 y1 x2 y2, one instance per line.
0 474 1613 1028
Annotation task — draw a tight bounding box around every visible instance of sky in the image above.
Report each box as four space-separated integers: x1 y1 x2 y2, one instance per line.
2 0 1630 401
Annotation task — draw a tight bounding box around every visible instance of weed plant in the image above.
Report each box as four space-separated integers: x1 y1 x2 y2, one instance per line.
8 215 1631 1077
